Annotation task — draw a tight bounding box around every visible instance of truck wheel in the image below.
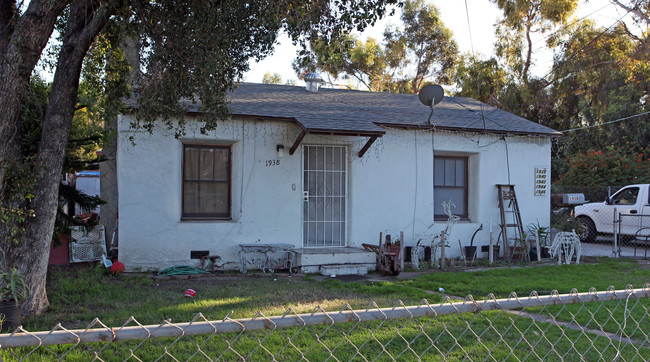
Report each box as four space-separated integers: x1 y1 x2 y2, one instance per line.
578 216 596 243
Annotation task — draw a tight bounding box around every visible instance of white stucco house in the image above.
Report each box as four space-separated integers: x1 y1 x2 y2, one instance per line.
111 82 560 273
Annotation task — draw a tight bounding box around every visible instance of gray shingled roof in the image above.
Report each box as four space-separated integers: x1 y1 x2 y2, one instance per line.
228 83 560 136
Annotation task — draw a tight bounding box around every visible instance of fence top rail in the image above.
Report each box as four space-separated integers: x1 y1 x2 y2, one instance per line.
2 285 649 348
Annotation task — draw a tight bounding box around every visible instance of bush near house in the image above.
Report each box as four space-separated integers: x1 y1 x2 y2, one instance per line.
555 145 650 187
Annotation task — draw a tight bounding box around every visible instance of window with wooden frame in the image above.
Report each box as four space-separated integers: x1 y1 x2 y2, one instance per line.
182 144 231 219
434 156 468 219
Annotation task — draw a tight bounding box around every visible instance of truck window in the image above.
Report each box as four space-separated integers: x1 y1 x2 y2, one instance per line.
612 187 639 205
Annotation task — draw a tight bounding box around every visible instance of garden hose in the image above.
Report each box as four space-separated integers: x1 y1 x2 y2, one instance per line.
157 265 209 276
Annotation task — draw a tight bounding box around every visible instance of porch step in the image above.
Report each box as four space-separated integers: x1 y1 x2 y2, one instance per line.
319 264 371 276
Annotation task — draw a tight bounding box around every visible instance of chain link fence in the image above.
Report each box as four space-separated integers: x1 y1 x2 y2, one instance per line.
2 286 649 361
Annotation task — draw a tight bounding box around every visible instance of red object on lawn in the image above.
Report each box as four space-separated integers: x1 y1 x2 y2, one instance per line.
110 260 125 275
184 289 196 298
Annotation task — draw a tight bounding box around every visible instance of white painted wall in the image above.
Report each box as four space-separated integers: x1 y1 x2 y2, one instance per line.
117 115 551 271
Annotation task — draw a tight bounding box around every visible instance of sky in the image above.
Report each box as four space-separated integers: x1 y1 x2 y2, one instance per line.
242 0 639 87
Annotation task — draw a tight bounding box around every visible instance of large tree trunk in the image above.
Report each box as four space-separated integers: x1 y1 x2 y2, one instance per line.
6 0 120 316
0 0 70 187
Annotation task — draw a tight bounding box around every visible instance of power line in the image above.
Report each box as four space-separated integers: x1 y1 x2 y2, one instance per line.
561 111 650 133
526 2 618 55
540 8 633 86
464 0 475 55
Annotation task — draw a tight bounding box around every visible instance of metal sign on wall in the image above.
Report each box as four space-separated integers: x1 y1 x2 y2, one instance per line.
534 167 548 196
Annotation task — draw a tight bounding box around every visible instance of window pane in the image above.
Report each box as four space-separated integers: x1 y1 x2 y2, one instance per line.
434 159 444 186
455 159 466 186
613 187 638 205
444 159 455 186
199 148 214 180
199 182 229 214
434 188 466 216
184 148 200 180
213 148 229 181
183 181 200 214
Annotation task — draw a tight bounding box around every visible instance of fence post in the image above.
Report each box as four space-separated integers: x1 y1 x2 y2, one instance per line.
440 230 446 270
613 207 619 258
535 230 541 262
489 228 494 266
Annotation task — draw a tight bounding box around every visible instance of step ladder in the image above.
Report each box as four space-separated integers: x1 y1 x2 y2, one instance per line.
496 184 527 261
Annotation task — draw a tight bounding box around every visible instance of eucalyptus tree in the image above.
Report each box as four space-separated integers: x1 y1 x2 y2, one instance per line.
383 0 458 92
549 19 650 176
0 0 398 316
294 0 458 93
454 56 508 107
491 0 578 83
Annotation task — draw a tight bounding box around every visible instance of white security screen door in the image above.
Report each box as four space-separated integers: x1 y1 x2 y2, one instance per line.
303 145 347 247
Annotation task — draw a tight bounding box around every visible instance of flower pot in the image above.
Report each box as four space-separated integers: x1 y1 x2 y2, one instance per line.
464 246 477 260
0 300 21 332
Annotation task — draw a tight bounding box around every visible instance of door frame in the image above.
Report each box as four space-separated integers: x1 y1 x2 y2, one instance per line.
301 144 349 248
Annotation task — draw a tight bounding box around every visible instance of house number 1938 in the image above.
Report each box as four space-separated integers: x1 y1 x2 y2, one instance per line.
265 160 280 167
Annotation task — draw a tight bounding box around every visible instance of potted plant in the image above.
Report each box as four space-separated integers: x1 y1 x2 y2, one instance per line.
528 221 551 259
0 268 29 332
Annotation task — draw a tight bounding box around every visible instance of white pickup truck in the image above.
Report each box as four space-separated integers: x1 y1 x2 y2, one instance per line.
573 184 650 242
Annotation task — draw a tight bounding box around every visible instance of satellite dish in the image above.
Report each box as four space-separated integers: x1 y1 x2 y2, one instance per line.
418 84 444 107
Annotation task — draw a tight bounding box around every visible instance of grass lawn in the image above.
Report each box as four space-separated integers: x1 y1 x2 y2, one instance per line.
4 258 650 360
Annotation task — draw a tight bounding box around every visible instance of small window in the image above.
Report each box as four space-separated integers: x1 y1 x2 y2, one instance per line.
612 187 638 206
434 156 468 219
182 144 231 219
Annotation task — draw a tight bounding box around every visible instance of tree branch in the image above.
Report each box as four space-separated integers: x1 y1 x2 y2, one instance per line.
610 0 650 24
0 0 17 55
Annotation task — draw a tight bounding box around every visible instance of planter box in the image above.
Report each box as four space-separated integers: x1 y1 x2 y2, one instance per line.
0 300 21 332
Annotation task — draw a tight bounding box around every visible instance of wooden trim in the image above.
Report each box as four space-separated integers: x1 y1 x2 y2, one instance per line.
433 155 469 219
358 136 378 158
290 130 307 155
181 144 232 219
307 129 385 137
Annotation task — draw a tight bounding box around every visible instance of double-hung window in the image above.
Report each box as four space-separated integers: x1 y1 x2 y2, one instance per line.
182 144 231 219
434 156 468 219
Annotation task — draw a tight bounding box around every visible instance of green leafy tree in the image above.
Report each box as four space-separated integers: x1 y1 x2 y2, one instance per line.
549 20 650 180
383 0 458 92
262 72 284 85
0 0 398 316
293 33 391 91
491 0 578 82
454 56 507 106
294 0 458 93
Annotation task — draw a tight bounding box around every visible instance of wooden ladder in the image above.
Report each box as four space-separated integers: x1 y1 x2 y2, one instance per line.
496 184 527 261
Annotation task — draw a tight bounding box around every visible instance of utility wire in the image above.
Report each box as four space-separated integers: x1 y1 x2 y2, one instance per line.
561 111 650 133
526 2 619 55
540 8 633 87
464 0 475 55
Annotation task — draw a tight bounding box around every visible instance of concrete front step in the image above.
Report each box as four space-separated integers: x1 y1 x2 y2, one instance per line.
319 263 374 276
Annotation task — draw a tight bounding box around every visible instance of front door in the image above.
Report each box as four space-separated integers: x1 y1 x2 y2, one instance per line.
303 145 347 247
